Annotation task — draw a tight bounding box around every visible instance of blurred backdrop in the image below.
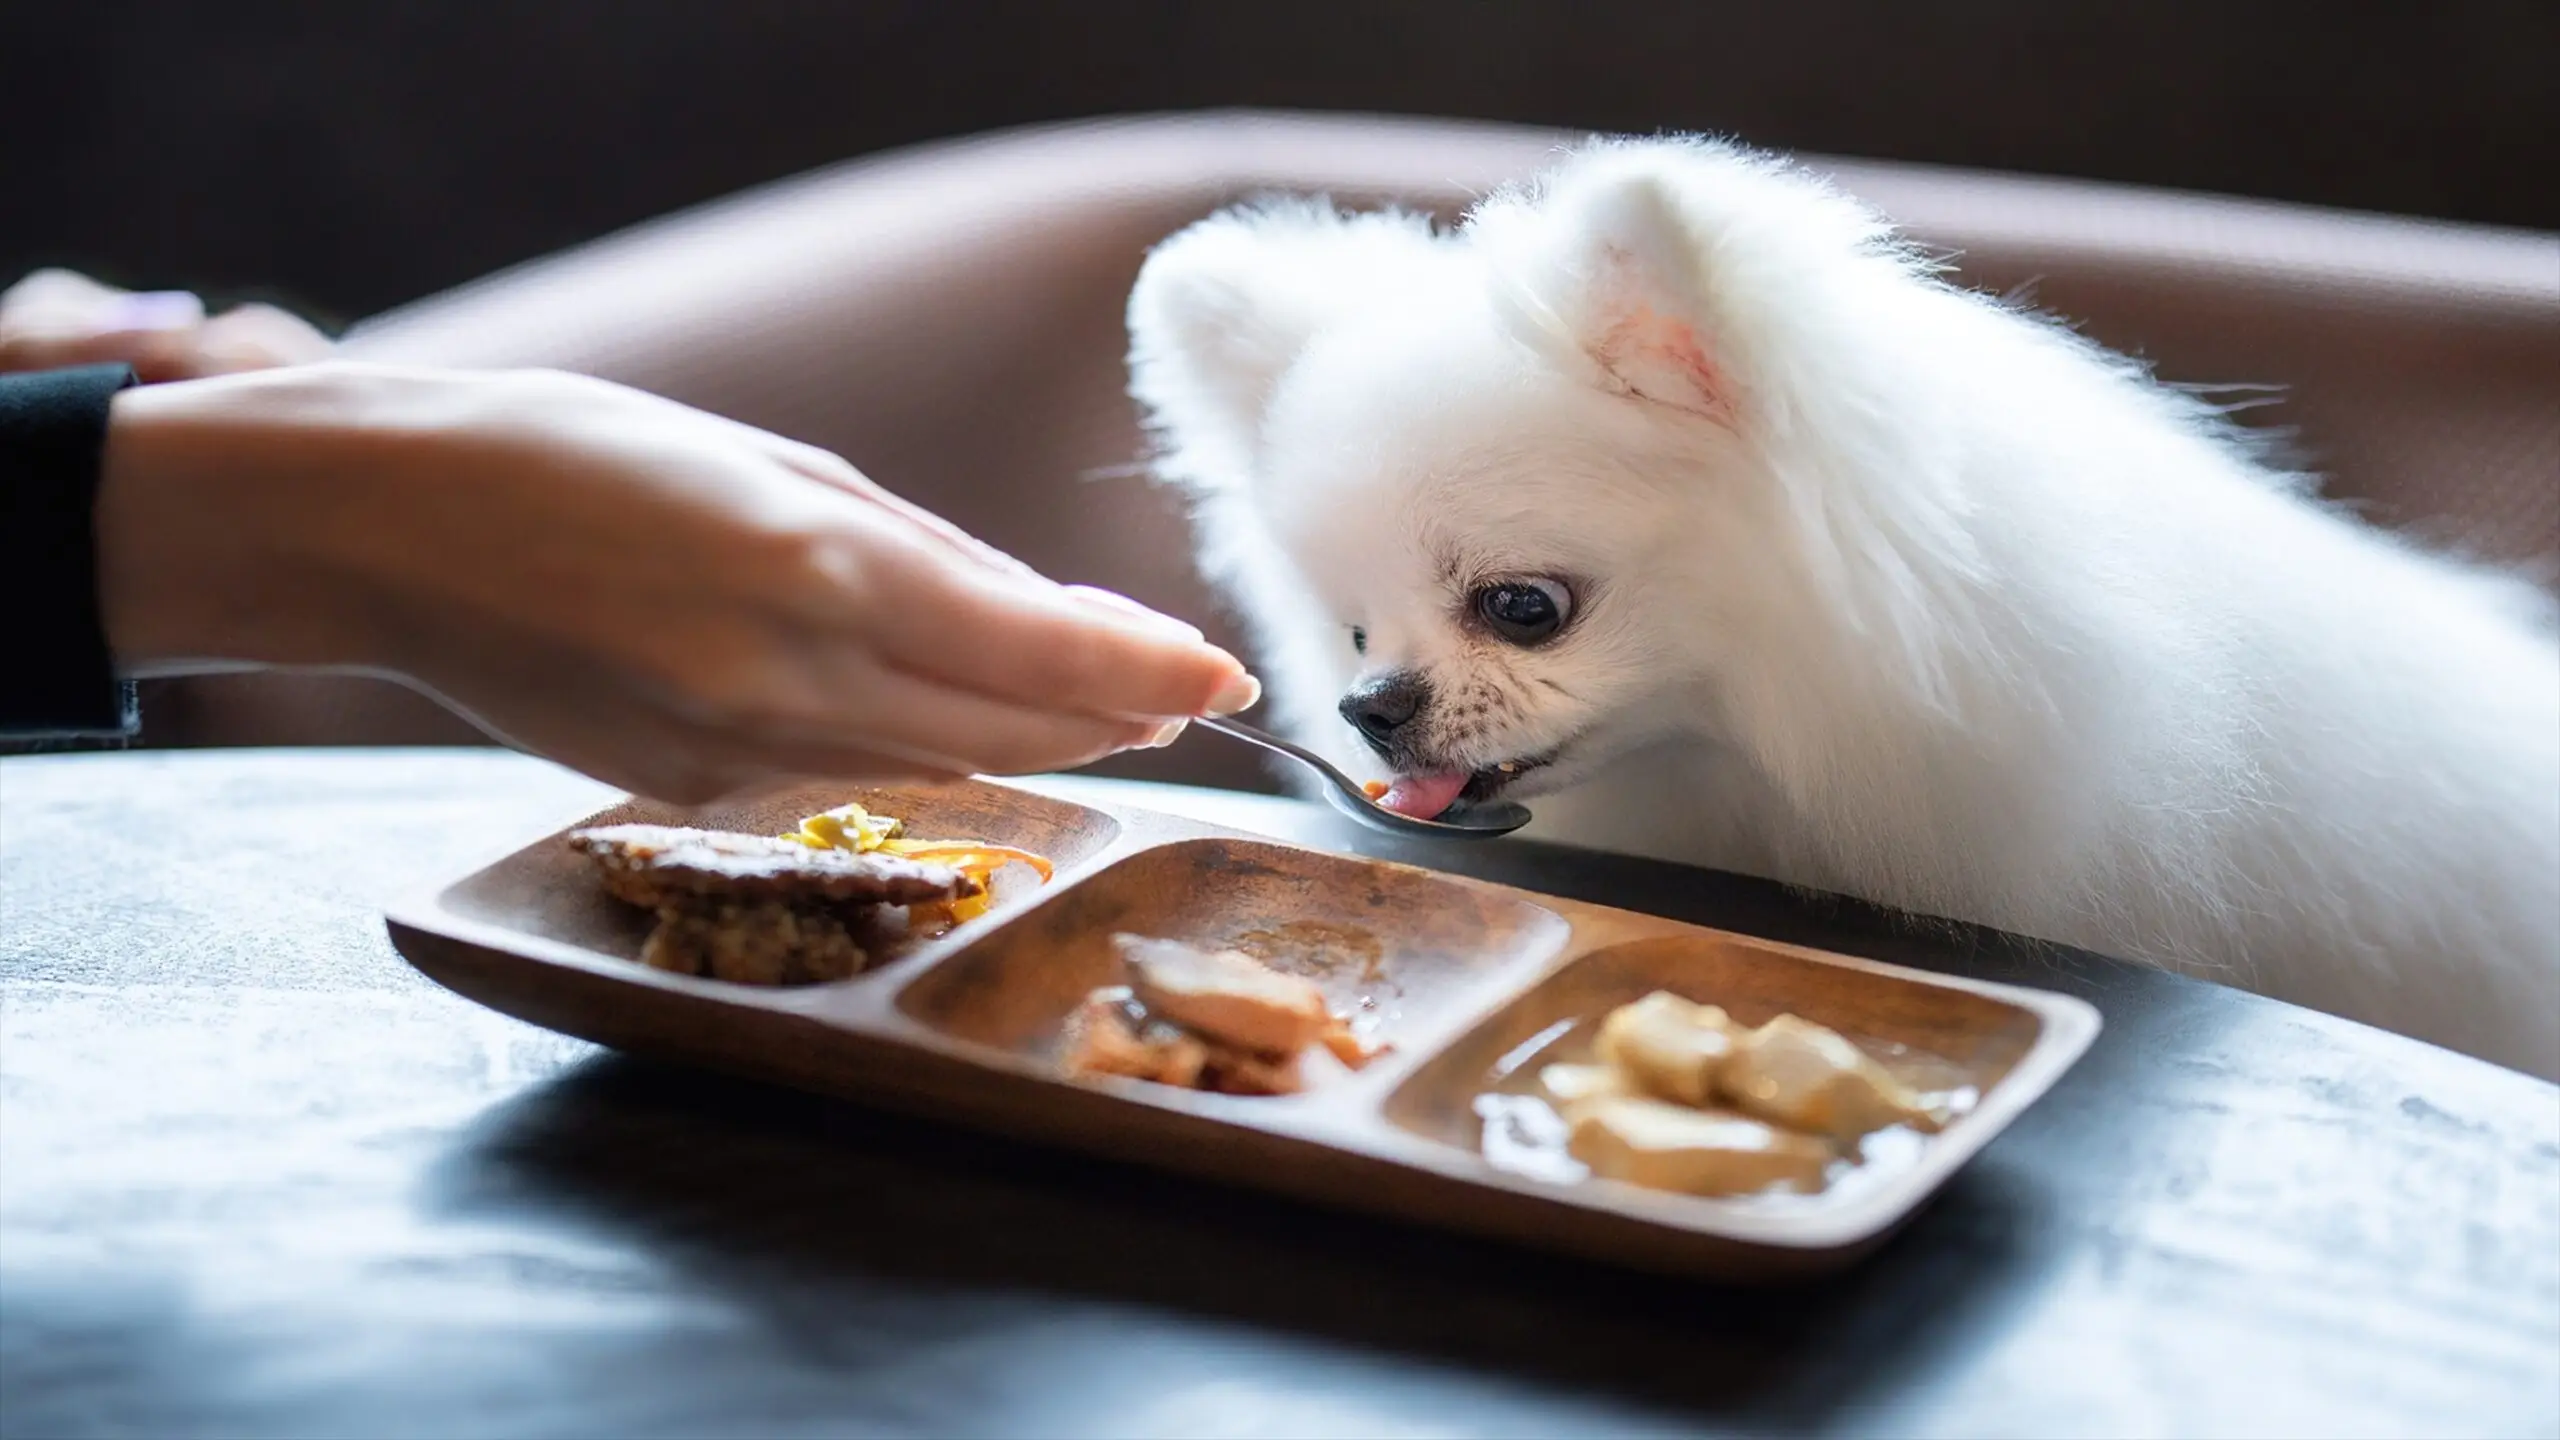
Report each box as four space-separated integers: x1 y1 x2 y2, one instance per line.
6 0 2553 327
5 1 2555 789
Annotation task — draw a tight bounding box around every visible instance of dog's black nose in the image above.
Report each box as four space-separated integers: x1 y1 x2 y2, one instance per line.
1340 672 1430 752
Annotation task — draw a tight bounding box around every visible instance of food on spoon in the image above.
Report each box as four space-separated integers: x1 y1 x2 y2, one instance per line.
1566 1095 1835 1196
1593 990 1736 1105
1115 934 1332 1055
1361 780 1391 802
1723 1013 1949 1139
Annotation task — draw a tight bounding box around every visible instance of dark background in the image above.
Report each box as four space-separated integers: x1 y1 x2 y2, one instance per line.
4 0 2555 330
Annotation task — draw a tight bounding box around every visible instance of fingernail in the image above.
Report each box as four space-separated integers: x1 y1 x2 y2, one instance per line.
1065 585 1205 642
1206 672 1262 717
1147 718 1189 748
99 291 205 333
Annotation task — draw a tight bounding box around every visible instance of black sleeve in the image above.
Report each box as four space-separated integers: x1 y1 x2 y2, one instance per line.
1 364 143 740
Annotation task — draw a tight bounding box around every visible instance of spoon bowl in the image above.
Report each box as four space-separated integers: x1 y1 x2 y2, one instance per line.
1191 717 1532 839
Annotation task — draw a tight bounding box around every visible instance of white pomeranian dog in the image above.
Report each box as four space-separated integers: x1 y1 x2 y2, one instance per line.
1125 136 2560 1079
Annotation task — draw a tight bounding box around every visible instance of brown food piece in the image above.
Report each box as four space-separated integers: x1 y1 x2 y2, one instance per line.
570 824 977 908
639 898 870 985
1112 934 1330 1055
1196 1039 1307 1096
1057 986 1308 1096
1061 987 1208 1088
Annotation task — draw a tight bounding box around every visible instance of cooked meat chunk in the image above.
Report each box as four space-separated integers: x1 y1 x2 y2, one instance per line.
1111 934 1329 1055
570 823 976 908
1061 987 1209 1087
1195 1041 1307 1097
640 898 870 985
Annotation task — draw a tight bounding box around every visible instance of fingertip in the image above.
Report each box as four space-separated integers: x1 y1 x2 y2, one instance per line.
1204 670 1262 718
1126 629 1254 721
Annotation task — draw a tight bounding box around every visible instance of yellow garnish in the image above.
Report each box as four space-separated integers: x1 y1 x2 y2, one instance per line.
908 889 997 932
878 839 1055 882
786 802 904 852
783 802 1052 932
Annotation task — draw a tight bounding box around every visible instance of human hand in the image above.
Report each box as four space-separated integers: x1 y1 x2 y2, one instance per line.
96 362 1257 803
1 268 335 383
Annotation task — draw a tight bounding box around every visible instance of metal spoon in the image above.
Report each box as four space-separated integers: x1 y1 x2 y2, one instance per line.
1191 716 1533 838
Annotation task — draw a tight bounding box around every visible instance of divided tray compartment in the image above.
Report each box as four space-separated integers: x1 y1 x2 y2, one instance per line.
1381 933 2065 1244
387 777 2100 1280
898 837 1574 1091
431 780 1123 977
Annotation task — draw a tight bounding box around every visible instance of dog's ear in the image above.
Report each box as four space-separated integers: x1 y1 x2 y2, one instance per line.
1482 157 1733 423
1128 201 1390 484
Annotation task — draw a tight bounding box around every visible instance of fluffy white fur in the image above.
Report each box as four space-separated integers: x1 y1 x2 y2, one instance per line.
1126 137 2560 1080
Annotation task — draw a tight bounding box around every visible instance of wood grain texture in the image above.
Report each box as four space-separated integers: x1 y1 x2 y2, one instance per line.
900 837 1571 1063
388 779 2100 1276
3 751 2554 1439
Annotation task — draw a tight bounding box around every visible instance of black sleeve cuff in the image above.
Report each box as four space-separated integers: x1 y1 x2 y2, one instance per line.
1 363 144 739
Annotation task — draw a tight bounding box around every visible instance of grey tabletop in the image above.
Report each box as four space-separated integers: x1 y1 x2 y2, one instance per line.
2 749 2554 1440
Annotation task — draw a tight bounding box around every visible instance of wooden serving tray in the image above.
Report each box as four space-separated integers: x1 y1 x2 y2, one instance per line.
385 778 2099 1281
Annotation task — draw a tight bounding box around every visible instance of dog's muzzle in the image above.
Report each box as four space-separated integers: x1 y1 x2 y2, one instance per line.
1339 670 1432 766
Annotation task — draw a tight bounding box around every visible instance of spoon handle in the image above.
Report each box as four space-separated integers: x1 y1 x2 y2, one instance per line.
1190 716 1362 793
1188 715 1532 838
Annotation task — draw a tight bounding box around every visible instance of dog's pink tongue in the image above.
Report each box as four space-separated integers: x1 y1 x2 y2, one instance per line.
1377 771 1470 820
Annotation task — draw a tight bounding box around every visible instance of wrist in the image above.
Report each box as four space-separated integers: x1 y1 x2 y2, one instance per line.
94 363 396 674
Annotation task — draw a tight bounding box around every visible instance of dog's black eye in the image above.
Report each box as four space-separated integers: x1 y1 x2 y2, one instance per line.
1349 626 1367 656
1473 579 1572 645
